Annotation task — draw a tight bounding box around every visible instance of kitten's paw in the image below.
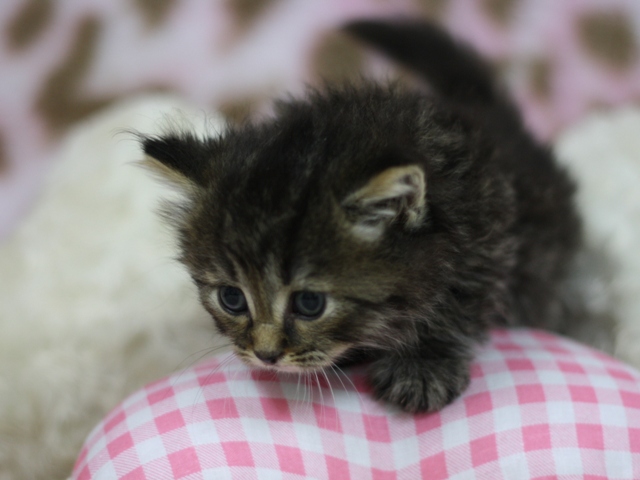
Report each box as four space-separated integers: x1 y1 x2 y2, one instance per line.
368 355 470 413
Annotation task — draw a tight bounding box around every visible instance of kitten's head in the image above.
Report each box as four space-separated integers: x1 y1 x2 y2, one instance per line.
141 87 464 372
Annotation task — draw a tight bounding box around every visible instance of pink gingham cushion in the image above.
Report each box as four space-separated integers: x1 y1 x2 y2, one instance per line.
72 329 640 479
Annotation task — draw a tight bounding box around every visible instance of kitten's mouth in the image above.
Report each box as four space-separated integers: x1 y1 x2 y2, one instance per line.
242 344 356 374
263 364 317 373
252 356 332 373
235 348 341 372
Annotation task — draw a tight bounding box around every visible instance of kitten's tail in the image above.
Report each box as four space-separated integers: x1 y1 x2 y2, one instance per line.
344 20 513 112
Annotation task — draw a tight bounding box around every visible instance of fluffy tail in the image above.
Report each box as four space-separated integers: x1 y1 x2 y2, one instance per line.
344 20 510 110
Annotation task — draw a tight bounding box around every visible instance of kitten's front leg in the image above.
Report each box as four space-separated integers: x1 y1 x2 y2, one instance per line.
368 344 472 413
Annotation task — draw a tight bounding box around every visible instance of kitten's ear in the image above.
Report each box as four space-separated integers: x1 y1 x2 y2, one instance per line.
140 133 212 194
342 165 427 241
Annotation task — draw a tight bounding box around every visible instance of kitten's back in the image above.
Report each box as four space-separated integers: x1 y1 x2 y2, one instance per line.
347 20 581 330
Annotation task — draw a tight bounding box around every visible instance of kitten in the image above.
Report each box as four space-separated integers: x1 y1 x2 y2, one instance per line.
140 21 581 413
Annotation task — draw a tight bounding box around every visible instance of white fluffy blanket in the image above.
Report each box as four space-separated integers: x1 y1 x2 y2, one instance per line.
0 96 229 480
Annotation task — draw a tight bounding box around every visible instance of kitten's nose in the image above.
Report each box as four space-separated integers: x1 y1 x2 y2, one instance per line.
254 350 282 365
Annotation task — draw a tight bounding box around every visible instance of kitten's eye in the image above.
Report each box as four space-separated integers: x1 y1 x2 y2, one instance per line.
292 291 326 319
218 286 248 314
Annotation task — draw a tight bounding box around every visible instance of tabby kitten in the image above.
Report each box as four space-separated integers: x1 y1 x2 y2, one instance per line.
141 21 580 413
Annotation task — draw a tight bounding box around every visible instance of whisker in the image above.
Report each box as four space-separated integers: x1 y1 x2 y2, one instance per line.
196 354 242 421
304 374 311 405
322 369 337 408
170 342 232 391
314 371 325 417
322 368 340 427
329 364 349 395
295 372 302 407
189 352 235 415
332 364 366 412
180 342 233 370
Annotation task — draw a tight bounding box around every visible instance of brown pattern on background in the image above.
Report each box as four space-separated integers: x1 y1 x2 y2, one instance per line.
7 0 53 51
530 58 552 99
0 133 7 174
311 32 365 85
587 99 615 114
134 0 175 28
483 0 515 25
36 18 117 133
415 0 447 19
578 13 637 70
227 0 281 31
218 95 269 125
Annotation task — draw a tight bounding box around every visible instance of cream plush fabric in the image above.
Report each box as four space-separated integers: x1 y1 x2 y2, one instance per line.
555 107 640 369
0 96 230 480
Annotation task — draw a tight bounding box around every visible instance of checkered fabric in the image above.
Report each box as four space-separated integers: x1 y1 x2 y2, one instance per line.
72 329 640 479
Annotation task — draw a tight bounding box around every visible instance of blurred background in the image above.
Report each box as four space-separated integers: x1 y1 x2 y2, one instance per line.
1 0 640 240
2 1 640 478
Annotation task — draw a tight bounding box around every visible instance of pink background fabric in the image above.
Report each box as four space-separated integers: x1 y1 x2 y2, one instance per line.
73 329 640 479
2 0 640 240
